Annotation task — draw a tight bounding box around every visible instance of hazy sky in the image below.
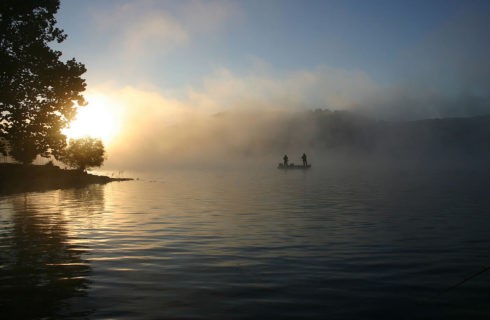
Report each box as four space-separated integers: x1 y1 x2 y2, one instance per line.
54 0 490 168
57 0 489 96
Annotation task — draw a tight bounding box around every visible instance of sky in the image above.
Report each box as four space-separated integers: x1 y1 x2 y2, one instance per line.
54 0 490 169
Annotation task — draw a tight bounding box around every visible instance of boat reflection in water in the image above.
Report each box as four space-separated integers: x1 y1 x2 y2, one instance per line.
277 163 311 169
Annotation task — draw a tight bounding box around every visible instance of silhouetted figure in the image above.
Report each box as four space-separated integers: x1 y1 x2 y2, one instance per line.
283 154 289 166
302 153 307 166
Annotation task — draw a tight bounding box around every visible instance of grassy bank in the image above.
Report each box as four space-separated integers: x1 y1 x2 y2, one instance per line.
0 163 132 195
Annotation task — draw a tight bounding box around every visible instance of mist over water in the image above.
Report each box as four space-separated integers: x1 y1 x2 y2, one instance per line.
101 105 490 173
93 4 490 172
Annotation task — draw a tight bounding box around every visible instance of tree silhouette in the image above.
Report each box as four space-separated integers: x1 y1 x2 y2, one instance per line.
60 137 105 172
0 0 86 164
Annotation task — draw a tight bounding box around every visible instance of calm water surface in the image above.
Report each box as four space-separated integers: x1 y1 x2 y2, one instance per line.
1 167 490 319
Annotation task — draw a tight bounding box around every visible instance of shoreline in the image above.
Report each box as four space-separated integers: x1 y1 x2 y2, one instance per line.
0 163 133 195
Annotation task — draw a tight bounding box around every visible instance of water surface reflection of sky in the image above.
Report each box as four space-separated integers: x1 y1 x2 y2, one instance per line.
1 168 490 318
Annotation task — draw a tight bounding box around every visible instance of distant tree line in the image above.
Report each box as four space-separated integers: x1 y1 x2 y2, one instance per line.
286 110 490 160
212 108 490 162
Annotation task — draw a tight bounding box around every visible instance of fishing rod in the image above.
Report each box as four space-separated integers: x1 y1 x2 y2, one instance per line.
427 265 490 301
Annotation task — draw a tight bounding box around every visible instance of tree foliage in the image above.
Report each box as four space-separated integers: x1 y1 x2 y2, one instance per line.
60 137 105 171
0 0 86 164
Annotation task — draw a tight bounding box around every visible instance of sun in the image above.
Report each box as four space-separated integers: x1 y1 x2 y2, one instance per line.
63 94 120 146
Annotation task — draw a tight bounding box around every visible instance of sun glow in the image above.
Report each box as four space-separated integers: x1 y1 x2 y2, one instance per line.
63 94 121 146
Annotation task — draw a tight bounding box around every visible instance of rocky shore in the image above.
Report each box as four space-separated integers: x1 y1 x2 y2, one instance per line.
0 163 132 195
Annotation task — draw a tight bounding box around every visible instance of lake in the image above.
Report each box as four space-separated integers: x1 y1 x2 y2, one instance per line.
1 166 490 319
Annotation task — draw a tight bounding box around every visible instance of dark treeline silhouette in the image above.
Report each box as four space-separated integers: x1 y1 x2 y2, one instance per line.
60 137 106 172
0 0 86 164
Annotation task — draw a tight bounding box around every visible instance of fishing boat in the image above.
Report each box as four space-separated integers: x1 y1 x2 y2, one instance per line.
277 163 311 169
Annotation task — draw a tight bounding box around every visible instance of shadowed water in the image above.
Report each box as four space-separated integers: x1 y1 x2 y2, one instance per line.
1 167 490 319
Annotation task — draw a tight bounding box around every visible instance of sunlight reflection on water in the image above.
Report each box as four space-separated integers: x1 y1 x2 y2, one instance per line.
1 167 490 319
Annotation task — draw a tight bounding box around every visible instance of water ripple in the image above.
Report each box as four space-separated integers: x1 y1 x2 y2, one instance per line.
1 169 490 318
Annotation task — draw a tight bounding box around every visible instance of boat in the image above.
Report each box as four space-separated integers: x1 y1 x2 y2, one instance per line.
277 163 311 169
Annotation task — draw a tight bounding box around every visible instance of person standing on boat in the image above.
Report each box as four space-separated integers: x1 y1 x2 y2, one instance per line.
302 153 307 166
283 154 289 167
